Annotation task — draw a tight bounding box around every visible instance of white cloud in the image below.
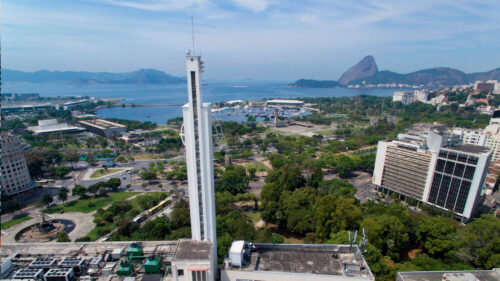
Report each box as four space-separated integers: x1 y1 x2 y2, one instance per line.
230 0 270 12
101 0 207 11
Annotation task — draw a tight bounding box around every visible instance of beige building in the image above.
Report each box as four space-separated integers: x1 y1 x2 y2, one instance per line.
1 133 35 196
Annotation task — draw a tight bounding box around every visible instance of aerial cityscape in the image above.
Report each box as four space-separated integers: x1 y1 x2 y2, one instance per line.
1 1 500 281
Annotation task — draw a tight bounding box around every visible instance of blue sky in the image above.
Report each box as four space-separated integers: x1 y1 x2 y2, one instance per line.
2 0 500 80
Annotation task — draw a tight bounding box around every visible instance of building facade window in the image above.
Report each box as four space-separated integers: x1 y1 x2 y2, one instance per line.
428 151 479 215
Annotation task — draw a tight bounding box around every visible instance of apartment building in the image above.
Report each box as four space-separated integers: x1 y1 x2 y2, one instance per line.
452 127 487 146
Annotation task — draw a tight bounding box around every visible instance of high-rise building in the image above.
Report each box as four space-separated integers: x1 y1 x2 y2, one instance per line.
1 133 36 196
373 123 491 220
181 51 217 280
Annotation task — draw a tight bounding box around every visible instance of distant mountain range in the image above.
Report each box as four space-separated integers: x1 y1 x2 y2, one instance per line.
290 56 500 88
3 69 185 85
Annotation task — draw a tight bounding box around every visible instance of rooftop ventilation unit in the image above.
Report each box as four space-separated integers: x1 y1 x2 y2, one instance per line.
13 268 44 281
44 268 74 281
59 258 84 274
29 258 57 269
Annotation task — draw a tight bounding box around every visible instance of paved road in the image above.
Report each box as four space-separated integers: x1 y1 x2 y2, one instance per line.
349 172 379 203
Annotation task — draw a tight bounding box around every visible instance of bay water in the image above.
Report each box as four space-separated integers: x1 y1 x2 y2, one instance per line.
3 81 405 124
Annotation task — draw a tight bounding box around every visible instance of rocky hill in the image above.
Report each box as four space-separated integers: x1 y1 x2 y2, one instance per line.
290 56 500 88
338 55 378 85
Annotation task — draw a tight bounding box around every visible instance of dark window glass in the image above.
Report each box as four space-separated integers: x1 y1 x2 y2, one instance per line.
178 270 184 276
454 181 471 213
439 150 448 158
457 154 468 163
445 178 461 209
467 156 478 165
444 161 455 174
447 152 458 160
464 166 476 180
453 163 465 177
428 173 442 203
437 175 451 207
435 159 445 172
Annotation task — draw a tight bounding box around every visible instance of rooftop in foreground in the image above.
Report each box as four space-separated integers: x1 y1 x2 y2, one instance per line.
397 269 500 281
173 239 212 260
224 242 373 279
443 144 492 154
0 240 208 259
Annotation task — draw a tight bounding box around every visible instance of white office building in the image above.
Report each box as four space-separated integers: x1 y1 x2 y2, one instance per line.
27 119 85 135
180 51 217 281
373 123 491 220
393 91 415 105
1 133 36 196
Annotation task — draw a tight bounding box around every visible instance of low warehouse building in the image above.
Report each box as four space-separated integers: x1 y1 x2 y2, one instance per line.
78 119 126 137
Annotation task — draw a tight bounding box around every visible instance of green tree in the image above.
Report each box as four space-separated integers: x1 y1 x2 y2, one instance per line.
247 166 257 179
72 185 87 197
215 165 249 195
140 171 158 183
106 178 121 191
54 166 70 178
417 216 457 258
42 194 53 206
56 231 70 242
333 155 357 178
486 254 500 269
362 214 409 261
456 215 500 268
98 186 108 196
278 164 305 191
313 196 361 240
171 199 191 229
57 187 69 203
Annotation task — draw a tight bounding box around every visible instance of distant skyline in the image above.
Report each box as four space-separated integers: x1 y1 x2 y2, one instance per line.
2 0 500 81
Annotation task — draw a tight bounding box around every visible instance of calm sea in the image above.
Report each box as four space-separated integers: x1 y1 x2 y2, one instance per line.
3 81 407 124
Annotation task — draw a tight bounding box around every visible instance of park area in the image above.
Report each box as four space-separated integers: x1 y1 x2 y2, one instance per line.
1 215 32 230
90 168 124 178
43 192 137 213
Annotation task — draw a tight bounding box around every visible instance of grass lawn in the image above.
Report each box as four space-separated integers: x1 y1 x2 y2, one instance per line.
43 192 138 214
132 154 164 160
84 222 116 241
244 161 269 172
1 215 32 230
244 211 261 223
90 168 124 178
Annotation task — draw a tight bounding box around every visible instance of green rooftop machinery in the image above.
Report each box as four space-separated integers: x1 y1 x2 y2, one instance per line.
117 260 132 276
127 243 143 258
144 256 161 274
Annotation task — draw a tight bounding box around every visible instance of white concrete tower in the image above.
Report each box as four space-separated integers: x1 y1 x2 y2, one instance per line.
181 51 217 271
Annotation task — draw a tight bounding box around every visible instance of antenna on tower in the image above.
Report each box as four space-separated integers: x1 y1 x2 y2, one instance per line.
191 16 195 53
